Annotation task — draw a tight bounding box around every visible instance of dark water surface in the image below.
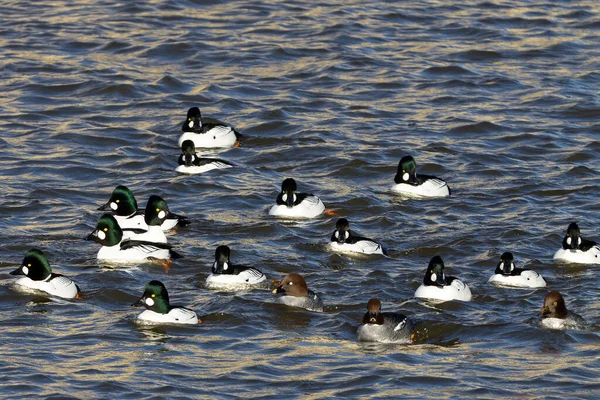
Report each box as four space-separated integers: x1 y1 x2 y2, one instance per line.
1 0 600 398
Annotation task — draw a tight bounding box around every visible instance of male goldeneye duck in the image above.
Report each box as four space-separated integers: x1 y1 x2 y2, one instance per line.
553 222 600 264
123 195 173 244
329 218 386 255
98 185 190 231
132 280 199 325
488 252 546 288
178 106 240 149
539 291 585 330
86 214 180 263
357 298 414 344
272 273 324 312
9 249 80 299
391 156 450 198
414 256 472 301
176 140 234 175
205 245 267 290
268 178 325 219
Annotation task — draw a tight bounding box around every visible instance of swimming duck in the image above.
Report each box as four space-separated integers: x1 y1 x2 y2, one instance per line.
132 280 199 325
176 140 233 175
205 245 267 290
488 252 546 288
98 185 190 231
272 273 324 312
268 178 325 219
329 218 386 255
86 214 180 263
414 256 472 301
9 249 79 299
539 291 585 330
178 107 240 149
391 156 450 197
553 222 600 264
357 298 413 344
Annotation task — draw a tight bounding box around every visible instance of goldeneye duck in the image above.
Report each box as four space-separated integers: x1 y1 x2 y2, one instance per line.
272 273 324 312
539 291 585 330
268 178 325 219
553 222 600 264
132 280 199 325
123 195 174 244
488 252 546 288
414 255 472 301
205 245 267 290
176 140 234 175
98 185 190 231
357 298 414 344
86 214 181 263
178 107 240 149
329 218 386 256
9 249 80 299
391 156 450 198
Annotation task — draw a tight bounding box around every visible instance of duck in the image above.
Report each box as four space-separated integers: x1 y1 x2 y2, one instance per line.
414 256 472 301
9 249 80 299
132 280 199 325
178 107 240 149
205 245 267 290
268 178 325 219
272 273 324 312
391 156 450 198
357 299 414 344
329 218 386 255
98 185 190 231
539 291 585 330
553 222 600 264
176 140 234 175
488 252 546 288
123 195 172 244
86 214 180 263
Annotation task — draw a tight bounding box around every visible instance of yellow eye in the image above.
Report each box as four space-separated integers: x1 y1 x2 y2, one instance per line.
151 294 156 298
103 227 108 232
116 199 120 203
156 208 160 212
553 301 557 306
27 264 31 267
402 170 405 173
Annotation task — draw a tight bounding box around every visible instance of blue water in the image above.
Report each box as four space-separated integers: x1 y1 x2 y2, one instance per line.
1 0 600 398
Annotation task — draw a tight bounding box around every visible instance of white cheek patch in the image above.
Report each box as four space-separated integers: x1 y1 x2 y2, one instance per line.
223 262 228 271
499 262 504 270
334 231 340 239
110 202 118 211
282 193 288 202
190 155 195 162
22 266 29 275
145 298 155 306
510 263 515 272
431 273 437 282
567 237 572 245
158 211 166 219
578 237 582 246
343 231 349 240
403 172 409 181
292 194 297 203
188 121 194 128
97 231 106 240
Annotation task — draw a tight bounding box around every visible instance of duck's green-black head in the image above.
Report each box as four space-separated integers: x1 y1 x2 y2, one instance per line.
563 222 582 250
333 218 351 243
212 245 232 274
394 156 417 184
10 249 52 281
144 195 171 227
280 178 298 207
86 214 123 246
182 107 202 132
133 280 170 314
98 185 138 216
423 255 446 287
495 252 515 275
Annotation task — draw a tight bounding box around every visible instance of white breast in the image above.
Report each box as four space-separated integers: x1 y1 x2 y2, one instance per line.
178 126 237 148
205 268 267 290
488 271 546 288
176 161 232 175
391 179 450 198
269 196 325 219
13 276 78 299
136 308 198 325
97 244 171 263
553 246 600 264
329 240 384 255
414 279 472 302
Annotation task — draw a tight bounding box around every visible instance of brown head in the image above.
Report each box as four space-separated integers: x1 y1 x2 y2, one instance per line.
363 298 384 325
540 291 568 319
272 273 309 297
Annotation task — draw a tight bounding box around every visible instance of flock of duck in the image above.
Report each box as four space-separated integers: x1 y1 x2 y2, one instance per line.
8 107 600 342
